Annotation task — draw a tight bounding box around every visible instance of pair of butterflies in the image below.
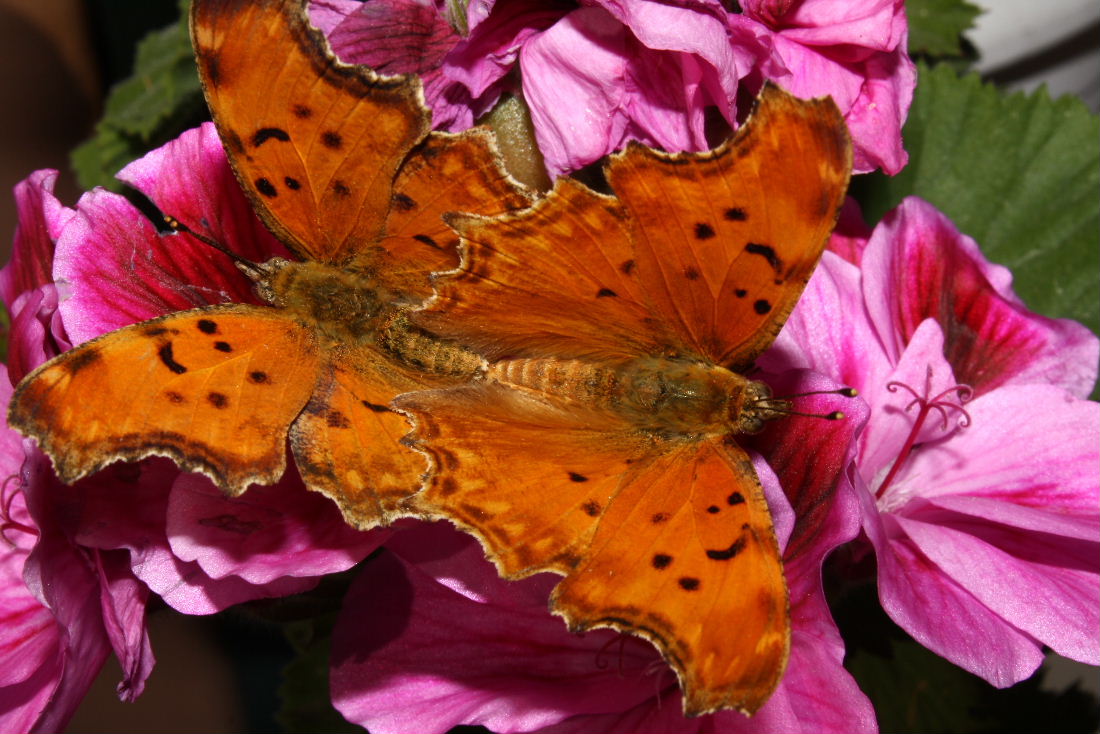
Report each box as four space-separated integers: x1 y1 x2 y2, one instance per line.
8 0 851 717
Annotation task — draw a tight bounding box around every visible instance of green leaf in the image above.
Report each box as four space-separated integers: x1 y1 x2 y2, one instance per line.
851 63 1100 337
906 0 982 60
71 0 207 190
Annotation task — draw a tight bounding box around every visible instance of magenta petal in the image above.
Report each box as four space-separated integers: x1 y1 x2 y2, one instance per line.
332 523 660 733
166 470 383 585
743 0 904 51
56 124 289 345
325 0 458 74
4 285 67 384
307 0 362 35
862 197 1099 396
0 170 73 309
95 550 154 702
860 490 1045 687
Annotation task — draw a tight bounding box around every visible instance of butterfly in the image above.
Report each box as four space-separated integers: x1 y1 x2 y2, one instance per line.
7 0 528 529
396 84 852 715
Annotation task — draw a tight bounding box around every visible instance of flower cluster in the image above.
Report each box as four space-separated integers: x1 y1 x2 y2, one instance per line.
314 0 914 177
1 1 1096 731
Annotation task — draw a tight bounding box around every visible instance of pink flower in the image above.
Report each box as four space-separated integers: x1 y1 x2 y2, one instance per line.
760 196 1100 686
330 377 875 732
0 364 142 731
740 0 914 174
316 0 913 177
2 125 386 618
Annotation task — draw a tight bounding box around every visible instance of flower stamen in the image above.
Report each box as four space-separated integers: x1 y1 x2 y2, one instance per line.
876 366 972 500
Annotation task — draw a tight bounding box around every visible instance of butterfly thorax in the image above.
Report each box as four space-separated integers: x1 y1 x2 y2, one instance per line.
252 258 390 344
488 356 782 436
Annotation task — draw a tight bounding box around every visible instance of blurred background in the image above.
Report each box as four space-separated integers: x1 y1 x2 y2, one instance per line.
0 1 1096 731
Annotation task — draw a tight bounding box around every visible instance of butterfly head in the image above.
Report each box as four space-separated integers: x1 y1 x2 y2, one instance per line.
734 380 789 435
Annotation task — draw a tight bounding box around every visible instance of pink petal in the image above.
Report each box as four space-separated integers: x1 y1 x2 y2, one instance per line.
307 0 362 35
166 470 383 585
859 489 1045 687
862 197 1098 396
325 0 458 74
827 196 873 265
858 319 963 498
759 252 891 397
897 505 1098 666
743 0 905 52
332 523 657 734
4 285 68 384
893 384 1099 513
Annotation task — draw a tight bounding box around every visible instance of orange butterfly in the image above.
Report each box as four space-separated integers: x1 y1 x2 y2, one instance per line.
7 0 527 529
398 85 852 715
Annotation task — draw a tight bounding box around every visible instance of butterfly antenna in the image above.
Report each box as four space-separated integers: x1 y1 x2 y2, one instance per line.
753 387 857 421
162 215 266 280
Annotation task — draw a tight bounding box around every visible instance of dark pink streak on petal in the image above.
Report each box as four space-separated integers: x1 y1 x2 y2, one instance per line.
327 0 458 74
747 369 867 559
863 198 1098 396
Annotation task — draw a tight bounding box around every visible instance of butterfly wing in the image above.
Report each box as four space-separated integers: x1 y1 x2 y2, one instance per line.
8 305 320 494
416 177 671 361
400 388 787 715
191 0 430 264
378 128 532 303
289 346 459 530
607 84 852 368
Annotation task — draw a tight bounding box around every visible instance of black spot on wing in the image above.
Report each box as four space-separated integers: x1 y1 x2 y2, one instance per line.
292 104 312 119
197 319 218 334
734 288 747 298
393 193 417 211
746 242 782 273
581 500 601 517
322 131 343 149
361 400 392 413
678 577 700 591
165 391 186 404
207 392 229 409
252 127 290 147
727 491 745 505
652 553 673 570
651 512 669 524
327 410 351 429
706 505 720 514
214 341 232 353
284 177 301 191
725 207 747 221
413 234 440 249
248 371 269 384
255 178 277 198
620 259 636 275
62 348 102 375
754 299 772 315
683 266 701 281
596 288 617 298
705 535 747 561
694 222 715 240
332 180 350 197
158 343 187 374
568 472 588 483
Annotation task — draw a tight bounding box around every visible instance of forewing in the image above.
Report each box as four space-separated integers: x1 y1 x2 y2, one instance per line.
8 305 320 495
415 178 671 361
552 437 789 717
191 0 430 263
607 84 852 368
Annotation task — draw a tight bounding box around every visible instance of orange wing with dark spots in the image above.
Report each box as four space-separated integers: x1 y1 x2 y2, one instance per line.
400 385 788 715
401 85 851 715
8 0 525 531
8 305 320 495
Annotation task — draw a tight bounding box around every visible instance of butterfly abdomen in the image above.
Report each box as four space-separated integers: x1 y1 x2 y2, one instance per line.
377 313 485 378
488 356 761 435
